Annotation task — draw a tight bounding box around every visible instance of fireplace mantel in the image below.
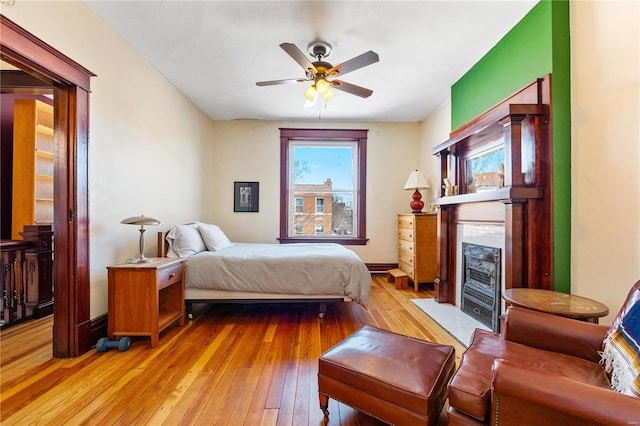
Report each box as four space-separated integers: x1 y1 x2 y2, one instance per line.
432 76 553 304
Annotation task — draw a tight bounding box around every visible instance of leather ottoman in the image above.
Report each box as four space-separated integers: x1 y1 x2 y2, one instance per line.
318 325 456 425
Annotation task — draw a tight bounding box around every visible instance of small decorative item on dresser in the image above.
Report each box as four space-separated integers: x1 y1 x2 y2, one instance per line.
403 170 429 213
121 214 161 264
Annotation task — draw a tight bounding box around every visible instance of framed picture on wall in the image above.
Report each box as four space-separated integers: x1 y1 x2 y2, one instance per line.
234 181 259 212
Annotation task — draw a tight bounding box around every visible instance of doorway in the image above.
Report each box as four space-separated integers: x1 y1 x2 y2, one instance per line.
1 60 55 328
1 15 95 357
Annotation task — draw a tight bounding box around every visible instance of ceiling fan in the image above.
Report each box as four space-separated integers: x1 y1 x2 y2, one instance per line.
256 41 379 103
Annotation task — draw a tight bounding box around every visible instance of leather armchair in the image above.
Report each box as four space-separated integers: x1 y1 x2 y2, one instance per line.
447 280 640 425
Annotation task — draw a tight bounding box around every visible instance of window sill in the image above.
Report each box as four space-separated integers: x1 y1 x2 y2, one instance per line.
278 237 368 246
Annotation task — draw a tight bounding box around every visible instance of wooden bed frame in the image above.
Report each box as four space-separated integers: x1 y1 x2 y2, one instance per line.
156 231 351 318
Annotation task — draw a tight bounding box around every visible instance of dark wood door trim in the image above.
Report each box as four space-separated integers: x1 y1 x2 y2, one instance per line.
1 15 95 357
0 16 93 90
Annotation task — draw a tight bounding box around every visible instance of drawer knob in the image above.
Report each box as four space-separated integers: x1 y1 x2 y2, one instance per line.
169 273 176 279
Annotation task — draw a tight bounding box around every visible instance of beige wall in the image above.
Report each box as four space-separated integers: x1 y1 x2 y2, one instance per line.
208 120 422 262
420 100 452 200
3 2 217 317
570 0 640 323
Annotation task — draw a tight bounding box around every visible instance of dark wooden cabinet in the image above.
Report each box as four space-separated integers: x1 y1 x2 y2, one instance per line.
21 224 54 318
1 224 54 327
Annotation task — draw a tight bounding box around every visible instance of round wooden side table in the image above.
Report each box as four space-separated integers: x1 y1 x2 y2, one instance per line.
502 288 609 323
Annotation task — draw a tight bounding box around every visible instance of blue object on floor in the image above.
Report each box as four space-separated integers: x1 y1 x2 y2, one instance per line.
96 336 131 352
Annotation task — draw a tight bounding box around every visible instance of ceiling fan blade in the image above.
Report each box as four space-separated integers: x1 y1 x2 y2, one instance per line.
280 43 317 74
328 51 379 77
331 80 373 98
256 78 309 86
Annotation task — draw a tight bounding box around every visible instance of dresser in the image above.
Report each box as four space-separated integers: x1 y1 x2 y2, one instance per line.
397 213 437 291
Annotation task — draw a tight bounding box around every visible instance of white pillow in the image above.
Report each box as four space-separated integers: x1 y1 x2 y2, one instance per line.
166 224 206 257
197 222 233 251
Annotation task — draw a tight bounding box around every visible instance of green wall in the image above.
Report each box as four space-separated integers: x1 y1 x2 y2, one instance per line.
450 0 571 292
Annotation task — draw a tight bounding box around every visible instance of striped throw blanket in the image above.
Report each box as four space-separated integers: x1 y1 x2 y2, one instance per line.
602 301 640 397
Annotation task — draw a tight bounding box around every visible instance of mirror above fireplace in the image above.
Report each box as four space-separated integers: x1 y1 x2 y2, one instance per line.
464 145 505 193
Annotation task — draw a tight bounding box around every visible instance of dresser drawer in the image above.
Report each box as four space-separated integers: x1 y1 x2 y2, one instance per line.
398 215 415 230
398 239 415 254
398 261 415 280
157 262 183 290
398 228 415 241
398 251 415 267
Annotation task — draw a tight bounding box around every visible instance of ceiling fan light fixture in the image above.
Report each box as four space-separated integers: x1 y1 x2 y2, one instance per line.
324 88 336 102
304 84 317 101
316 78 330 95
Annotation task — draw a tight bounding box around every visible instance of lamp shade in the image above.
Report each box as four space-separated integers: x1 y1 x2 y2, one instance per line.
316 78 330 95
304 85 317 101
121 215 161 226
403 170 429 190
324 88 336 102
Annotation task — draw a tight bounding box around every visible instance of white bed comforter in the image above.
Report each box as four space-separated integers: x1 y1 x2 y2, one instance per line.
184 243 371 306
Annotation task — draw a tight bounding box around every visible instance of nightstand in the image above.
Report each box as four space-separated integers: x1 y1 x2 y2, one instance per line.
107 257 185 347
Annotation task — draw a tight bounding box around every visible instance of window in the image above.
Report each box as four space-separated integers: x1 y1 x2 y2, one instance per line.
279 128 367 245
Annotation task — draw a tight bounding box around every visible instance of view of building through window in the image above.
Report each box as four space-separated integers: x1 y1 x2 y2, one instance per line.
291 143 356 237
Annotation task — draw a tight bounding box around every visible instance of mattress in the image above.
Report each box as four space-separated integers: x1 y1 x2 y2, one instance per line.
183 242 371 306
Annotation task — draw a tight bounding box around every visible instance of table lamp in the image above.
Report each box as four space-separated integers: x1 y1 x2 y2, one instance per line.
121 215 161 263
403 170 429 213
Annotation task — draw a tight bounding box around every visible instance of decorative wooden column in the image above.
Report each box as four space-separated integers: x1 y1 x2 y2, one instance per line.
503 200 525 290
434 206 450 303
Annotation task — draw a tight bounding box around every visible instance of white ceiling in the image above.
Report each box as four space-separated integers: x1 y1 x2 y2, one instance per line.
85 1 537 123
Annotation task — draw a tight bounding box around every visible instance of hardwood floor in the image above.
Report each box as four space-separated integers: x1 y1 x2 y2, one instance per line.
1 275 466 425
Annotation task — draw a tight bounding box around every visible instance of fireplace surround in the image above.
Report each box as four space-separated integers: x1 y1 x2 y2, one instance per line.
432 76 553 307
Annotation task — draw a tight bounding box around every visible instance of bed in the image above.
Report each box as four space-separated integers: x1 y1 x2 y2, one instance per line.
157 223 371 318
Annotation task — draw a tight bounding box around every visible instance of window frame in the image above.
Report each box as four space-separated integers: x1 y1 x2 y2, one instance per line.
279 128 368 245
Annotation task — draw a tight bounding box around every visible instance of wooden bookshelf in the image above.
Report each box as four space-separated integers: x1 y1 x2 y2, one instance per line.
11 99 54 240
